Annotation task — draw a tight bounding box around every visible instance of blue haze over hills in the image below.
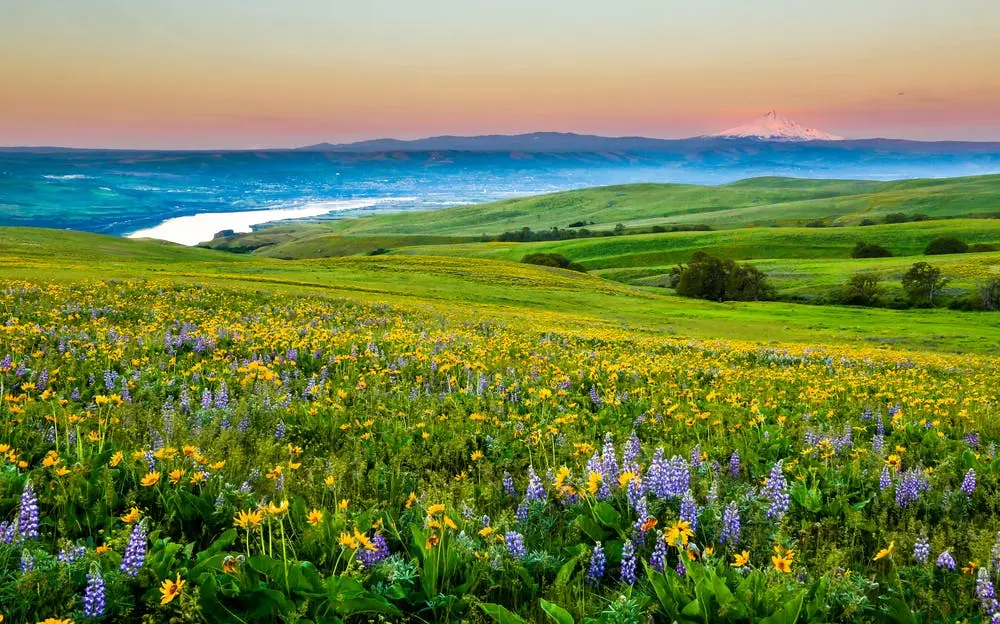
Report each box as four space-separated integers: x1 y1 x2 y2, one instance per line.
3 134 1000 238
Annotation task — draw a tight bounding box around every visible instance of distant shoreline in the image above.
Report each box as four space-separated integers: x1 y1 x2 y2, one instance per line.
126 198 413 246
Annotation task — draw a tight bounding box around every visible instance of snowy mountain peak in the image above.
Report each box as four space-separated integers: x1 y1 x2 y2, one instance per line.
712 111 844 141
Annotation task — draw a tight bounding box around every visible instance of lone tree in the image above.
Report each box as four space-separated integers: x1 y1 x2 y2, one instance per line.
842 272 882 306
902 262 947 305
924 237 968 255
674 251 774 302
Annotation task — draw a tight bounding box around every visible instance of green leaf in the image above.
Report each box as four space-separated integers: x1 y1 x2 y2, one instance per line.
540 598 575 624
593 502 621 527
681 598 704 618
479 602 530 624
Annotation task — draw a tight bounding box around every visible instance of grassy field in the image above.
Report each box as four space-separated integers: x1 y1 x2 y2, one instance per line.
4 227 1000 355
200 175 1000 258
3 223 1000 622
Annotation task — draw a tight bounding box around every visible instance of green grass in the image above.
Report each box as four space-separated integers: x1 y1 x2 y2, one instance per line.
227 174 1000 245
5 226 1000 355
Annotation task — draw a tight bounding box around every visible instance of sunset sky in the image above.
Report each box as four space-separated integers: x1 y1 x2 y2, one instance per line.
2 0 999 148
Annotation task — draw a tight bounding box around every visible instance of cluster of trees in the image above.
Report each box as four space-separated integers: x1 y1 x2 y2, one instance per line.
520 252 587 272
667 252 775 302
484 223 712 243
842 262 1000 310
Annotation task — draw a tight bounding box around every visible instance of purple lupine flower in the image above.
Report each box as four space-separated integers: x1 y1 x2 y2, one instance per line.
913 536 930 564
623 431 641 469
879 465 892 491
516 502 529 523
274 420 286 440
621 539 637 585
18 481 40 540
729 450 740 478
358 533 391 568
601 433 619 485
525 466 546 503
83 569 107 618
962 469 977 495
201 389 212 411
650 531 667 572
720 502 741 546
937 550 956 570
589 386 603 408
505 531 527 559
966 432 981 448
57 545 87 563
978 567 1000 617
675 559 686 577
626 475 644 511
502 471 517 497
690 445 702 468
763 461 790 521
895 468 929 508
587 542 605 585
21 550 35 573
120 522 147 577
632 496 649 544
680 490 698 531
873 433 885 456
214 382 229 409
0 522 14 544
654 456 690 499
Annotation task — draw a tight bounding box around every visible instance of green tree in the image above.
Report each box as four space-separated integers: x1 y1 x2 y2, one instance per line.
842 272 882 306
726 263 775 301
902 262 947 305
982 278 1000 311
851 242 893 258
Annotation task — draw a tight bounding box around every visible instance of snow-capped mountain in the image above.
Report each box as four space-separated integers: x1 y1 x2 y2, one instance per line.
711 111 844 141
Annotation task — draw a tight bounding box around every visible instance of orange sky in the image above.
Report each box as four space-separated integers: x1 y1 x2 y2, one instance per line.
2 0 999 148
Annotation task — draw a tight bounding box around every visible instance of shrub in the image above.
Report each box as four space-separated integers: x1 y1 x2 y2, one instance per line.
883 213 909 224
842 272 882 306
674 252 774 302
924 237 968 255
521 253 587 272
567 221 588 228
805 220 826 228
851 242 893 258
982 278 1000 311
858 218 877 226
367 248 390 256
969 243 999 253
902 262 947 305
651 225 667 233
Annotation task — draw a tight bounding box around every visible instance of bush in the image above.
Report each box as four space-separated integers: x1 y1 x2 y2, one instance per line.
674 252 774 302
982 278 1000 311
883 213 909 224
858 218 877 226
842 272 882 306
521 253 587 272
805 220 826 228
367 248 390 256
851 242 893 258
567 221 589 228
969 243 999 253
924 237 968 255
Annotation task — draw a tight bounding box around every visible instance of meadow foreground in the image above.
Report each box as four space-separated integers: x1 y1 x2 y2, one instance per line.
1 275 999 623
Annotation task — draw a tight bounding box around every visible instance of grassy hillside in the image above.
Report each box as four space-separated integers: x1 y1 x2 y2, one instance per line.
391 219 1000 268
5 226 1000 354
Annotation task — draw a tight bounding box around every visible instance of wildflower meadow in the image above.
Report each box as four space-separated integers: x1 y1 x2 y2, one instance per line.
1 278 999 623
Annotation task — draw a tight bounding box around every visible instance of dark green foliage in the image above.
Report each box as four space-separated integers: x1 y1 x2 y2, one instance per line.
805 220 827 228
520 252 587 272
842 272 882 306
969 243 999 253
902 262 947 305
883 213 910 224
674 252 774 302
924 237 968 255
981 278 1000 311
367 247 390 256
858 219 877 226
851 242 893 258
